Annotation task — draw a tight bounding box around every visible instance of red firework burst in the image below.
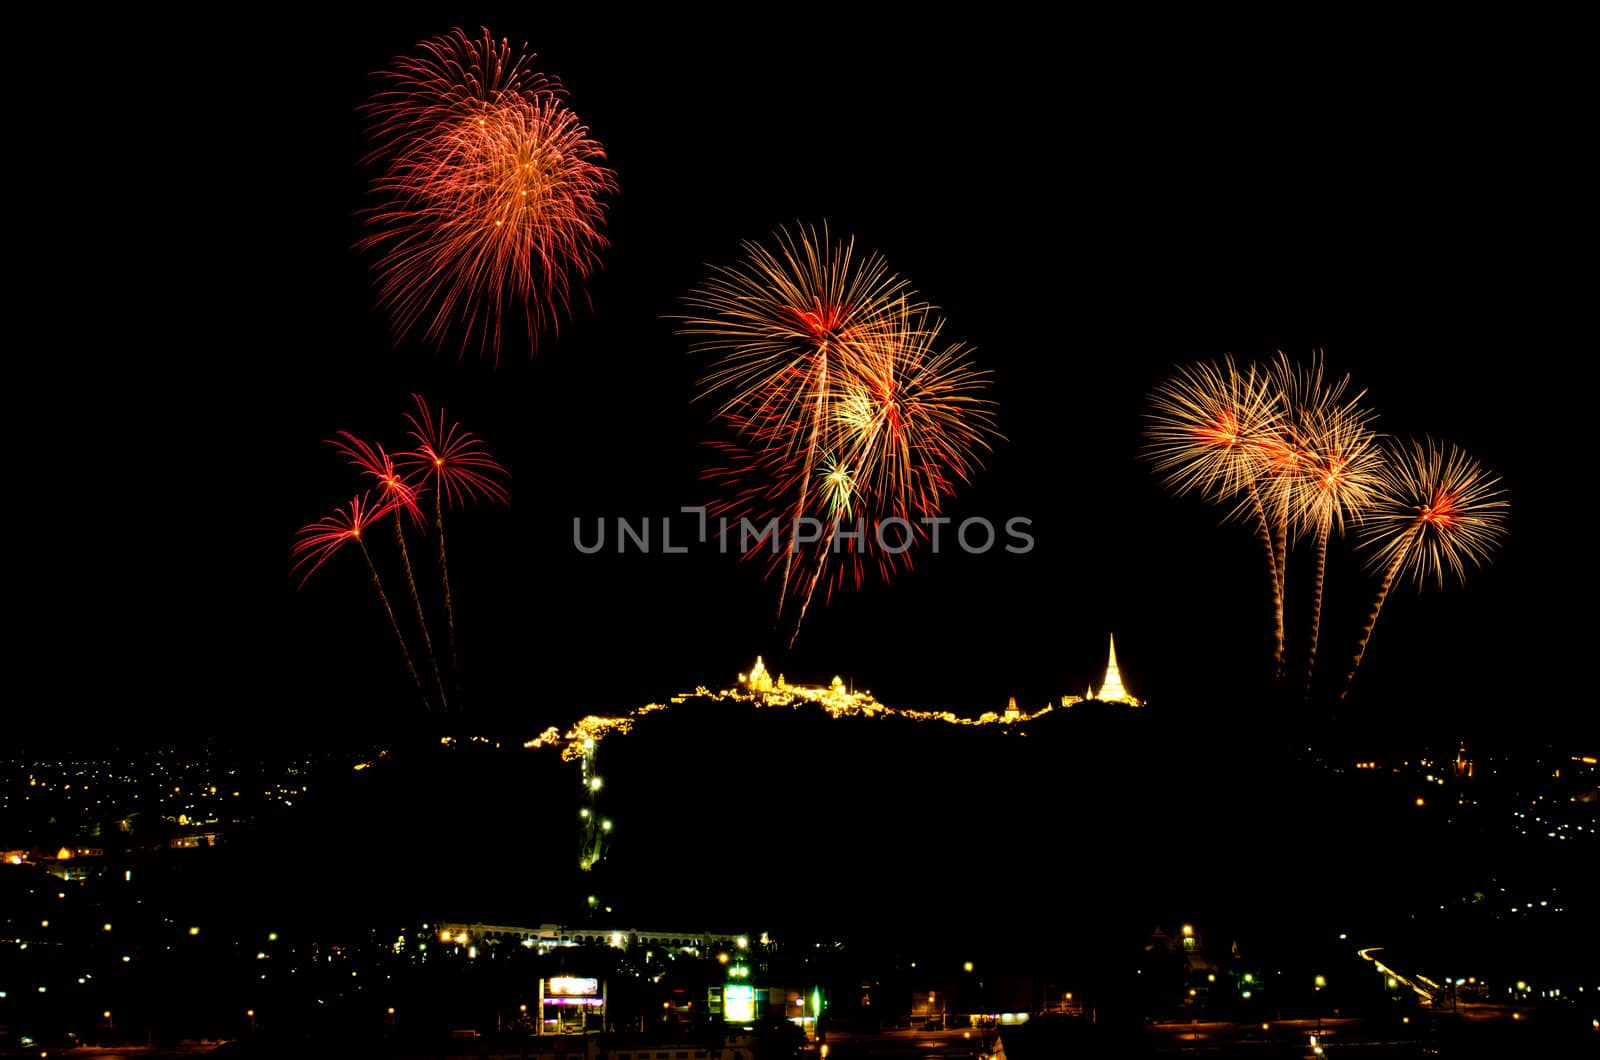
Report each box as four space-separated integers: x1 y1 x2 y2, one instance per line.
399 395 511 508
329 432 426 526
290 491 394 587
361 27 616 357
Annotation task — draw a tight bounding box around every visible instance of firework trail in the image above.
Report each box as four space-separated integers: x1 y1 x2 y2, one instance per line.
292 492 430 708
331 433 449 711
400 395 510 678
683 230 997 642
361 27 616 357
1266 353 1383 691
1144 356 1287 673
1342 437 1508 698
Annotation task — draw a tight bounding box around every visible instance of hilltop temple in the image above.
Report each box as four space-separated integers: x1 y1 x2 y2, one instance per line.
1066 634 1143 708
735 656 884 716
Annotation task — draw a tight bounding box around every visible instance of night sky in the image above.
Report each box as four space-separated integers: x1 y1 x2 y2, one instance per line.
18 13 1586 749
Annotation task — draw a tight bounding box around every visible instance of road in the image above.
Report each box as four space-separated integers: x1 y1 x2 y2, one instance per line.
1357 945 1435 1004
818 1026 995 1058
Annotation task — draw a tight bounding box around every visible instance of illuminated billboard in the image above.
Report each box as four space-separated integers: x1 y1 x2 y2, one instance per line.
545 976 600 997
724 984 755 1022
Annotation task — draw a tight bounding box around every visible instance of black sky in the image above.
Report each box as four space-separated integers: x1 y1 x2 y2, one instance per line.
16 12 1588 748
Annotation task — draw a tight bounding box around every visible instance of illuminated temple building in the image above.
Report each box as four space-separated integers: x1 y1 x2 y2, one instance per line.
1074 634 1143 708
734 656 885 716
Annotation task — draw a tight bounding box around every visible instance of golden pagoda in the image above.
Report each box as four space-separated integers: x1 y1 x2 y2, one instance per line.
1090 634 1143 706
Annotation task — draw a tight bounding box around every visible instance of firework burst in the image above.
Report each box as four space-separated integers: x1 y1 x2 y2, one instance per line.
833 307 997 520
362 27 616 357
682 226 998 642
290 491 391 587
680 223 918 426
1145 356 1281 503
330 433 425 525
1342 437 1509 696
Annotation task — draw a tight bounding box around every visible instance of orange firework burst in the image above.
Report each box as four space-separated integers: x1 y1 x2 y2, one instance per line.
679 224 998 641
1262 352 1384 690
1145 355 1281 503
361 27 616 357
679 222 919 456
1360 438 1508 591
1144 355 1288 672
1342 437 1508 697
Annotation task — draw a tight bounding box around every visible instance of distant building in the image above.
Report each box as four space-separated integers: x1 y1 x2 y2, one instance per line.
434 921 744 956
538 975 606 1035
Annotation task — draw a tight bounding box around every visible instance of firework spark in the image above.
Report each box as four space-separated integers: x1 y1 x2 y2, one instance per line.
1342 437 1508 697
361 27 616 357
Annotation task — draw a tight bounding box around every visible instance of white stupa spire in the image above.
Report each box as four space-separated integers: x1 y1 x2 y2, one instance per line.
1093 634 1141 706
